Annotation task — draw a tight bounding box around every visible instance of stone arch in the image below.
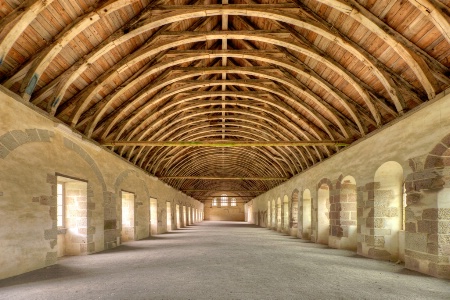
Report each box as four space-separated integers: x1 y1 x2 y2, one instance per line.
0 129 54 159
113 169 150 200
271 199 276 229
290 189 299 237
404 133 450 279
276 197 282 232
361 161 404 262
300 189 312 240
63 138 107 190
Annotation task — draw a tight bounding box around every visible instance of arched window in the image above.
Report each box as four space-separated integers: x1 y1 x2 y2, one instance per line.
212 198 217 206
231 198 237 206
221 194 228 206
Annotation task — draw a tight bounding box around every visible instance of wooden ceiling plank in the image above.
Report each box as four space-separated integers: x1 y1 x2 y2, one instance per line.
301 0 445 99
0 0 56 66
19 0 143 101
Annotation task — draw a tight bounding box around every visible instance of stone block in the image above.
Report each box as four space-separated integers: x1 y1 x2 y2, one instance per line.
340 211 350 220
87 202 96 210
11 130 30 145
374 236 385 248
368 248 391 260
405 256 420 271
373 218 385 228
418 220 438 234
406 232 428 253
49 239 57 249
438 208 450 220
370 228 391 236
37 129 51 142
341 220 356 226
49 207 57 220
441 135 450 148
424 156 444 169
428 262 450 279
88 226 96 235
32 197 40 203
47 174 58 184
415 178 436 190
40 196 50 206
80 244 87 254
365 182 380 191
430 143 448 156
44 228 57 240
357 242 362 254
341 203 356 211
405 222 417 233
105 219 117 230
442 244 450 256
0 144 10 158
25 129 40 142
427 243 439 255
406 193 420 205
422 208 438 220
87 242 95 253
438 221 450 234
0 132 19 151
405 208 416 222
63 138 74 149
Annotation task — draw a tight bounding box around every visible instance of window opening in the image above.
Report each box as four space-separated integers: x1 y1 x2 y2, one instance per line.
57 183 64 227
221 194 228 206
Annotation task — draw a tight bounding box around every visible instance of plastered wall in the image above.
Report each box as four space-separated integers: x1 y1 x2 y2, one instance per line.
249 89 450 279
0 87 203 280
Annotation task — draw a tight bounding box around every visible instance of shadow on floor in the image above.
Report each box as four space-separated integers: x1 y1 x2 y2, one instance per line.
0 264 84 288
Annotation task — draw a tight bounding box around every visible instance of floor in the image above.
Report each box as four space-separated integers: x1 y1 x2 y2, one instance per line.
0 221 449 300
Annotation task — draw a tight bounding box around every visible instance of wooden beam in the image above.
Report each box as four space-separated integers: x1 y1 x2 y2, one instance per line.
195 196 256 198
159 30 291 38
102 140 351 147
0 0 56 66
151 4 299 10
182 189 266 192
159 176 288 180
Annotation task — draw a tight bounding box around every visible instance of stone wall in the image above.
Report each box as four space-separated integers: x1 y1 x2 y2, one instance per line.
249 89 450 279
0 87 203 280
204 199 245 221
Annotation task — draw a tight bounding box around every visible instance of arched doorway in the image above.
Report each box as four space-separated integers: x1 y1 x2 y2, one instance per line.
371 161 403 261
277 198 282 231
317 183 330 245
302 189 312 239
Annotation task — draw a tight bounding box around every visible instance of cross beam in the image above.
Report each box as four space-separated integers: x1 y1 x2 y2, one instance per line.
102 140 351 147
182 190 266 192
159 176 288 181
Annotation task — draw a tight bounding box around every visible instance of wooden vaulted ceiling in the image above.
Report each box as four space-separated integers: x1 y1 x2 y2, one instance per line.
1 0 449 202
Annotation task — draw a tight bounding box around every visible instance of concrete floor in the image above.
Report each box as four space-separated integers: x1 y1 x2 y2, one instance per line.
0 222 449 300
